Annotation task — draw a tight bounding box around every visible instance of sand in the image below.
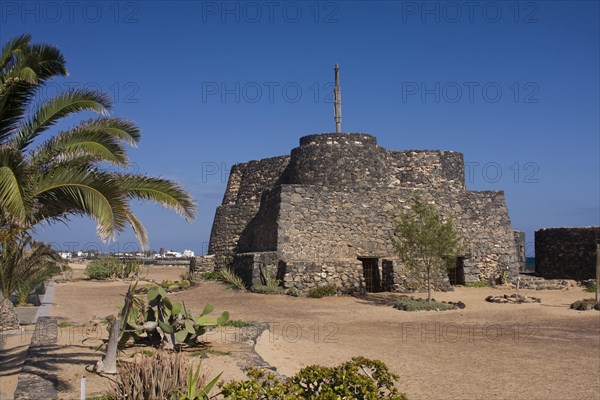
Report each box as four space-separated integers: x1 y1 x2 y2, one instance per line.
2 265 598 399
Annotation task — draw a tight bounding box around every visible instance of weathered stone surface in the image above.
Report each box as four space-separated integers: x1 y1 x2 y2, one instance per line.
202 133 520 292
0 298 20 331
535 227 600 280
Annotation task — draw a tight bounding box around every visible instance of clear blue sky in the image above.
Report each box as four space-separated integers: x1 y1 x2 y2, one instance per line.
2 1 598 256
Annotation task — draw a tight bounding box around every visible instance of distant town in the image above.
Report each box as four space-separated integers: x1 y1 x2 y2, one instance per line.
57 249 195 260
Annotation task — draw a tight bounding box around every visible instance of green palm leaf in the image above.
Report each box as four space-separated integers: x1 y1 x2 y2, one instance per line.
32 168 129 241
14 89 112 150
0 146 26 222
120 175 196 221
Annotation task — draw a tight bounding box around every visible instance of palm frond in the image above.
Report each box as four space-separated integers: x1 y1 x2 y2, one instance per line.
30 126 130 168
120 175 197 221
125 211 149 250
14 89 112 150
32 168 129 242
0 34 31 76
0 145 26 222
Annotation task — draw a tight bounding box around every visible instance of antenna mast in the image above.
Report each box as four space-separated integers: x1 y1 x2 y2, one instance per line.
334 64 342 133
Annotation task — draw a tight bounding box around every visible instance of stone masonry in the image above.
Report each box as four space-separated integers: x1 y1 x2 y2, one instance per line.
199 133 521 293
535 227 600 280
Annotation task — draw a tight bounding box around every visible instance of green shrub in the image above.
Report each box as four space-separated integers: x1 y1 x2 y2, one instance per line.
307 285 337 298
222 319 253 328
84 261 113 280
393 296 454 312
252 284 284 294
201 271 223 281
466 280 491 288
286 288 301 297
583 283 597 293
84 258 139 280
220 356 408 399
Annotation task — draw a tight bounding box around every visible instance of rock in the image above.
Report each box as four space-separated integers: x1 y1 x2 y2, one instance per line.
0 298 20 331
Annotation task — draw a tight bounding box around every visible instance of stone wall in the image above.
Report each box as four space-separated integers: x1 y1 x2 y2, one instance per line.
272 184 517 282
208 156 289 256
535 227 600 280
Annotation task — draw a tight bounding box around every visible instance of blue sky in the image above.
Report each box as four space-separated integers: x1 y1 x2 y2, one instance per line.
1 1 598 256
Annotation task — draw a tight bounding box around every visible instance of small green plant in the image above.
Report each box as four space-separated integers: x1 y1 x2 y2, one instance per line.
219 268 246 291
219 356 408 399
200 271 223 281
466 280 491 288
221 319 253 328
286 288 301 297
176 362 221 400
584 283 597 293
252 284 284 294
393 296 454 312
307 285 337 298
57 321 72 328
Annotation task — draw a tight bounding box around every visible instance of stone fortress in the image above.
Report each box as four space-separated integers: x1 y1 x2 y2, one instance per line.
197 132 523 293
196 65 523 293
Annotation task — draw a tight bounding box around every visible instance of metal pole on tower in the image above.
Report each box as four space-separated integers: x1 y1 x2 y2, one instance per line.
334 64 342 133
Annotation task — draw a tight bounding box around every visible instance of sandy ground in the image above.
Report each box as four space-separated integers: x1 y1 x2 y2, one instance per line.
2 264 599 399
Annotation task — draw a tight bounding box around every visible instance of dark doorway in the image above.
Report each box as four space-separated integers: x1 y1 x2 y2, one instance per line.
448 257 465 286
359 258 382 292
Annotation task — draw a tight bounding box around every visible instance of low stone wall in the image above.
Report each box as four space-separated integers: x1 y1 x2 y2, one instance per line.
535 227 600 280
280 259 365 293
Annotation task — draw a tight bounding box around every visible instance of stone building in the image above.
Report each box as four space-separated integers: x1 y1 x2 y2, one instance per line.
197 133 521 293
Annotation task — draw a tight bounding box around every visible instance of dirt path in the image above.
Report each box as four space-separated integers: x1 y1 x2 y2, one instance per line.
41 267 600 399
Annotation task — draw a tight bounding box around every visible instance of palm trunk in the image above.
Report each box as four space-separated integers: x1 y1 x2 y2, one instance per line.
94 285 134 374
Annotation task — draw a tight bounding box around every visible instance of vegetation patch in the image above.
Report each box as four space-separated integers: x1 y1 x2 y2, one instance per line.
466 280 491 288
84 258 140 280
221 319 253 328
251 284 284 295
286 288 301 297
393 296 458 311
583 283 597 293
307 285 337 298
570 298 600 311
220 356 407 399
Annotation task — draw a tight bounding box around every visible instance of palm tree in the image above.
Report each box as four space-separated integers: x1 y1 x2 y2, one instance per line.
0 233 65 301
0 34 196 248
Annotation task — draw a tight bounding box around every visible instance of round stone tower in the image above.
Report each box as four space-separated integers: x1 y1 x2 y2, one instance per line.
287 133 390 188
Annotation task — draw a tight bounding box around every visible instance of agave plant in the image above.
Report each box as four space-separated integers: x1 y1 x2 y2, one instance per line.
0 34 196 248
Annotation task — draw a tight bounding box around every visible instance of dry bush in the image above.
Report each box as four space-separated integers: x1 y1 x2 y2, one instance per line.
111 351 209 399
